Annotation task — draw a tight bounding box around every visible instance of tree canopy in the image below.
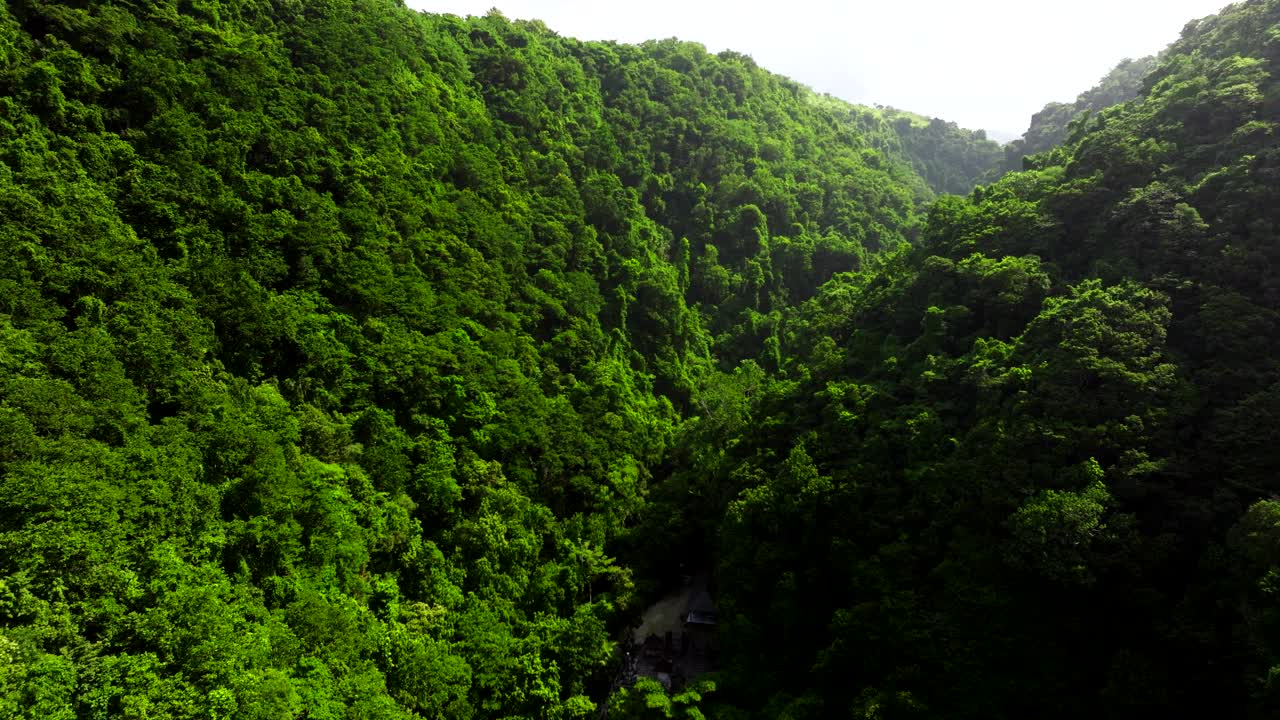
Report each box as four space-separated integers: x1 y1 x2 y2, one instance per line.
3 0 1280 718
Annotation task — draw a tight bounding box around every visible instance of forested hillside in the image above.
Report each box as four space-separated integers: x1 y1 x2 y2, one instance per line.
664 1 1280 717
0 0 929 717
875 107 1004 195
3 0 1279 718
1003 55 1159 171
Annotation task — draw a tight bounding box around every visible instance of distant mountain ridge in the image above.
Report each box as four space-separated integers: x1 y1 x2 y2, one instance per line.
1004 55 1160 170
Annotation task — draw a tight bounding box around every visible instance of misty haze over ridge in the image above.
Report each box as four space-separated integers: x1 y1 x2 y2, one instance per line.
407 0 1234 140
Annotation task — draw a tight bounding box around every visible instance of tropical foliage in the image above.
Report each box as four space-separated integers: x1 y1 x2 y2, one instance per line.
3 0 1280 718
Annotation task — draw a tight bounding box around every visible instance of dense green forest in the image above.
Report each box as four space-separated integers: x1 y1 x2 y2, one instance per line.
873 107 1004 195
2 0 1279 718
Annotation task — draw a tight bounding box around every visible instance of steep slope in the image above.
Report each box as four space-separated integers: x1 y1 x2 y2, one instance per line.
1004 55 1159 170
877 107 1006 195
683 1 1280 717
6 0 1280 718
0 1 932 718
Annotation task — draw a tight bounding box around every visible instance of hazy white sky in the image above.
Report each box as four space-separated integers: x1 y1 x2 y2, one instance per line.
405 0 1232 140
